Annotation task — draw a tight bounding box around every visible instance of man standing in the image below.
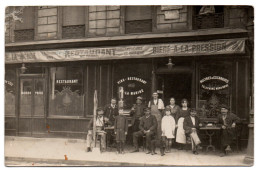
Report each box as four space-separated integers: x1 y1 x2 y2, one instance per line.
217 104 241 157
132 108 157 154
183 108 203 155
104 98 119 147
148 92 164 139
130 96 145 132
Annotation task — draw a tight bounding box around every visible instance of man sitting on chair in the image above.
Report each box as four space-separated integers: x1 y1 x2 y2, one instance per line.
183 108 203 155
132 107 157 154
86 107 111 152
217 104 241 157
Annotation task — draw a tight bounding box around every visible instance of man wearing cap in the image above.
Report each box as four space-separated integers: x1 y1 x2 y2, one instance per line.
132 108 158 153
148 92 165 139
86 107 111 152
183 108 203 155
130 96 145 133
217 104 241 157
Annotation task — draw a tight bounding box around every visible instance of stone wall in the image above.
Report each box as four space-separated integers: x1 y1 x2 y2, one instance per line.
156 6 188 32
36 6 58 40
88 6 121 36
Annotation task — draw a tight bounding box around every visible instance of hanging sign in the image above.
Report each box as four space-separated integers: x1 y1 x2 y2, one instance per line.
200 76 229 90
117 77 147 96
5 38 246 63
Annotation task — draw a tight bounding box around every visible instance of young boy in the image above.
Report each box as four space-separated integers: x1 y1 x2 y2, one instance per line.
114 108 128 154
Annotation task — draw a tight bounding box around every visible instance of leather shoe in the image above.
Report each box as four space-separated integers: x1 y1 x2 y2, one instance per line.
193 151 199 155
146 151 151 154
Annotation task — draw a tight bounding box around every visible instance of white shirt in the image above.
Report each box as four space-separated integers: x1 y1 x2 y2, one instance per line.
96 116 104 127
148 98 165 110
190 116 195 126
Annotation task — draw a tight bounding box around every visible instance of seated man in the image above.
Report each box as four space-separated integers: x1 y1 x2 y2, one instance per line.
86 107 111 152
131 108 158 154
217 104 241 157
183 108 203 155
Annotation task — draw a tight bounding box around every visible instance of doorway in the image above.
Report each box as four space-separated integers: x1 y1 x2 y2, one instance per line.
18 76 46 136
157 73 192 107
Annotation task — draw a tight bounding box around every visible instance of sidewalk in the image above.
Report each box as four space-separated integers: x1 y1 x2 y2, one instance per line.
5 136 251 166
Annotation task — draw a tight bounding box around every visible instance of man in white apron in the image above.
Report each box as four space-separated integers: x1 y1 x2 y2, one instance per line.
148 92 165 139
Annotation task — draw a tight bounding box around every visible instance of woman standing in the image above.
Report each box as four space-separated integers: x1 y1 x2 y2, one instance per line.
176 99 190 150
166 97 181 123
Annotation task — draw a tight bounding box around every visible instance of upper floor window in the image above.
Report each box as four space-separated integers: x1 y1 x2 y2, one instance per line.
193 6 224 30
14 6 35 42
62 6 86 39
125 6 152 34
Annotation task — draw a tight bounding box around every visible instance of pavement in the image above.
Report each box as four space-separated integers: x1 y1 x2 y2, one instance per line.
4 136 252 167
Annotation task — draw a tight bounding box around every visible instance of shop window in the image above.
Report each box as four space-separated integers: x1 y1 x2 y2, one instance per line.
5 69 16 116
113 61 152 109
198 62 232 119
49 66 84 117
193 6 224 30
62 6 85 38
125 6 152 34
14 6 35 42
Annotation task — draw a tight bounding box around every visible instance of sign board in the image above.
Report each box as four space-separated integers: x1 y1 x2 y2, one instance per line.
5 38 246 63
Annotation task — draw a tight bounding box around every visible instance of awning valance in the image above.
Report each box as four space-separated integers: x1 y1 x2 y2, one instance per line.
5 38 246 64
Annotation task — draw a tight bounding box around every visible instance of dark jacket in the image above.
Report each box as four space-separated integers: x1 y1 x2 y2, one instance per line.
216 112 241 128
139 115 157 132
114 115 128 141
104 104 119 124
183 116 201 135
165 104 181 122
130 104 145 125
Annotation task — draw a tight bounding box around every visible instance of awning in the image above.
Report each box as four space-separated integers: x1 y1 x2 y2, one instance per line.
5 38 246 64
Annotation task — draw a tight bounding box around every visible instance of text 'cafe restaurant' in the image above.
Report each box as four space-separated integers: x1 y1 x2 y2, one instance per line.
5 37 251 143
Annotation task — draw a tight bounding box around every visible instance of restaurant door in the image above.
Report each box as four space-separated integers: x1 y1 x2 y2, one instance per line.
157 73 192 106
19 75 46 136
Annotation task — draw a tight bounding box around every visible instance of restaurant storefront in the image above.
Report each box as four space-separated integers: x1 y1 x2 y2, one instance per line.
5 36 251 148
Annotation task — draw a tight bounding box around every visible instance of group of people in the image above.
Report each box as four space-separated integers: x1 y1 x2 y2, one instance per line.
86 92 241 157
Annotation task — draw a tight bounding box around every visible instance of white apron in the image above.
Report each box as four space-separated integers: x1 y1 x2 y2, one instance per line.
176 117 186 144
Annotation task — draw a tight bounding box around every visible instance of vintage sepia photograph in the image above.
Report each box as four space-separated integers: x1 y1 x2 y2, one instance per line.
4 4 254 166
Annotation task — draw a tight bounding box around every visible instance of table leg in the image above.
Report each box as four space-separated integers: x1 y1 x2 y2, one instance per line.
206 130 215 152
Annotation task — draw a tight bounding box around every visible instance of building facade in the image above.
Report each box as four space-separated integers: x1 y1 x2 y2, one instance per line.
5 6 253 149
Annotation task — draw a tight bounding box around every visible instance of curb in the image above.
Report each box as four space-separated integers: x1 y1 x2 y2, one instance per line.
5 157 171 167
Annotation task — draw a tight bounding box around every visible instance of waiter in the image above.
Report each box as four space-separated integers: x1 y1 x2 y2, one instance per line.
148 92 165 139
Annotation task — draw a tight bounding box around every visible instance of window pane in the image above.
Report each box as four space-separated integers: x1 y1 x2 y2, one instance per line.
198 62 232 118
34 78 44 116
63 6 85 26
49 67 84 117
5 69 16 116
15 6 35 30
20 79 32 116
125 6 152 21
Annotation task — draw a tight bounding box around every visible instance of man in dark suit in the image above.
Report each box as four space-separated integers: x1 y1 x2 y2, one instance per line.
183 108 203 155
104 98 119 147
217 104 241 157
131 107 158 154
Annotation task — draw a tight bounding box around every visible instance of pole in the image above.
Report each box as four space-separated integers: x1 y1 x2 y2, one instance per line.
93 90 98 147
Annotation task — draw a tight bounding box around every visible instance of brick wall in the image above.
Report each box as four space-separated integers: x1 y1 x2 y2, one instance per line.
37 6 58 40
156 6 188 32
88 6 121 36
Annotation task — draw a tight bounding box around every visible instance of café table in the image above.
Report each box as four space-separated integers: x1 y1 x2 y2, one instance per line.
200 126 221 152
